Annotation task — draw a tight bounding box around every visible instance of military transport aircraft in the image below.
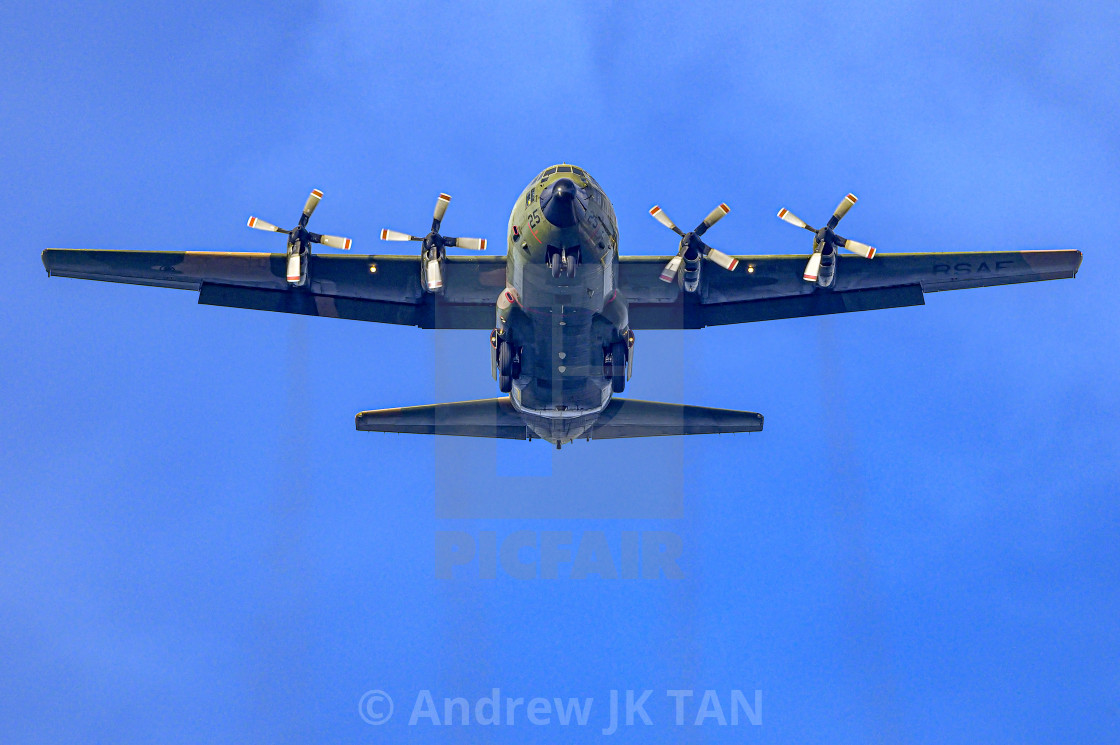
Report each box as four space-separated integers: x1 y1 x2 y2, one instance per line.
43 164 1081 447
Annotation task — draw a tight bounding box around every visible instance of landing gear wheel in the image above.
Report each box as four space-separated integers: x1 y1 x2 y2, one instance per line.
609 341 626 393
549 252 563 278
498 341 513 393
564 250 578 279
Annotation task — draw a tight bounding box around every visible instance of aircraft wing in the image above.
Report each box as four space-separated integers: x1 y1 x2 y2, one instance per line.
41 250 506 329
618 250 1082 329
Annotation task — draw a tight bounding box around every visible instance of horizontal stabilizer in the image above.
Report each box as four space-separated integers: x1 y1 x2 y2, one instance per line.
591 399 763 439
355 398 528 439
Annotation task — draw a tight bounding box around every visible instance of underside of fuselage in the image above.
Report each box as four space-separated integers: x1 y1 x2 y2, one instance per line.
498 164 629 444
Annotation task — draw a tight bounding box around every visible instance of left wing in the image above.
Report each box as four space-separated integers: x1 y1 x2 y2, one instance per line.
42 250 505 329
620 250 1082 329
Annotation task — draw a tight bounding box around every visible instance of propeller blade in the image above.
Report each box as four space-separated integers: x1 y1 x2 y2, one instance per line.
433 193 451 225
380 229 421 242
318 234 352 250
777 208 813 231
698 203 731 232
426 257 443 291
658 255 683 283
303 188 324 218
842 237 876 259
247 216 285 233
828 193 857 227
452 237 487 251
803 252 822 282
704 247 739 271
649 206 685 236
286 254 301 283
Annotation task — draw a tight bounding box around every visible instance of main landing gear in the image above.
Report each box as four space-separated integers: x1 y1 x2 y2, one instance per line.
605 340 627 393
497 339 521 393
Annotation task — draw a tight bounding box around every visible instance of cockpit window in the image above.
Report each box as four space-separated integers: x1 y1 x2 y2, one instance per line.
571 166 585 176
557 165 573 173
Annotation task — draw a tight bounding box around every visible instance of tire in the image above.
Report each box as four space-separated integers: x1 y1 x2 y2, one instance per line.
564 251 578 278
498 341 512 393
610 341 626 393
550 252 563 278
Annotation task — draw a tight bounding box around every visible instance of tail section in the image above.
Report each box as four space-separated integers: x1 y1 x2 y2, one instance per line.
589 399 763 439
355 397 762 441
355 398 529 439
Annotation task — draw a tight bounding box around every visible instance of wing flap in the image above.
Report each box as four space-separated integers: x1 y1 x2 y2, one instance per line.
628 284 926 329
590 398 763 439
198 283 494 328
355 398 528 439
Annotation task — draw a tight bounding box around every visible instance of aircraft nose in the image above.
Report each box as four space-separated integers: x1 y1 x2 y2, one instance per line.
540 177 581 228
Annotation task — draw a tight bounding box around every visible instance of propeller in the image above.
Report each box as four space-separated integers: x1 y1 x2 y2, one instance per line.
776 193 876 283
648 203 738 283
380 193 487 291
247 189 352 283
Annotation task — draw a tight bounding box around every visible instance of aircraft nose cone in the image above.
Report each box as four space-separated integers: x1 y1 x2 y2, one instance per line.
540 177 582 228
553 178 577 200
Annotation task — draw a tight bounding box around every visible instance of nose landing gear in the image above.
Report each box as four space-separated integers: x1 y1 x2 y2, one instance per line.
548 247 580 279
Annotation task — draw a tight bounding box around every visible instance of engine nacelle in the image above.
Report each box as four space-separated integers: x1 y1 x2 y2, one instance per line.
680 255 702 293
816 241 837 288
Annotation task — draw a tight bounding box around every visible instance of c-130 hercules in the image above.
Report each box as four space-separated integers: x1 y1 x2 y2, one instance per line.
43 164 1081 447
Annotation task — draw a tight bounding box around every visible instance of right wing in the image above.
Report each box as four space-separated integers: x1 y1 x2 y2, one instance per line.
620 250 1082 329
42 249 505 329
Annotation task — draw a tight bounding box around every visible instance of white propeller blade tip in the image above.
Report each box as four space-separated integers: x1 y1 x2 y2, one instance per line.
658 255 683 283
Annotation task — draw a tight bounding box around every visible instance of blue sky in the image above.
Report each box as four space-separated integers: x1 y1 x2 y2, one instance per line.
4 1 1119 742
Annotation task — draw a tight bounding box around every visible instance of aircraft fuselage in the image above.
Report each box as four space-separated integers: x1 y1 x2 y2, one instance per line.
497 165 628 444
